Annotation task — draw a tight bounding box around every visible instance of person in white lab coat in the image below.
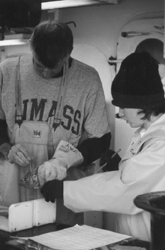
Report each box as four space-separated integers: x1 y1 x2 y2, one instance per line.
41 52 165 242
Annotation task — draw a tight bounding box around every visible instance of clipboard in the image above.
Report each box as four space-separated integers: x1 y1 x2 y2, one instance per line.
7 225 133 250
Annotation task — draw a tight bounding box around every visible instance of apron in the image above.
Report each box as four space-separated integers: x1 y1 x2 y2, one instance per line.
10 56 69 202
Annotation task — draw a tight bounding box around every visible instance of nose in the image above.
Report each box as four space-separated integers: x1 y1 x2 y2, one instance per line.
119 108 124 118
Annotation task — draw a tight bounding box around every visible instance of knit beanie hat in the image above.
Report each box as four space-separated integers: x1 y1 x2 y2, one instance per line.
111 52 165 109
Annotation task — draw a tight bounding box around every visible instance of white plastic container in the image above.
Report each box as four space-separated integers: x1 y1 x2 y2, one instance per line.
0 199 56 232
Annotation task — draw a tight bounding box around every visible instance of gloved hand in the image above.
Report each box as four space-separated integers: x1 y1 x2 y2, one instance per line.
38 140 84 187
40 179 63 202
100 149 121 172
8 143 32 166
0 143 11 160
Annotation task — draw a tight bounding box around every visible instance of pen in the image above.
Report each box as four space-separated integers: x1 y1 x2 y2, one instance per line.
111 149 121 158
95 162 107 174
95 149 121 174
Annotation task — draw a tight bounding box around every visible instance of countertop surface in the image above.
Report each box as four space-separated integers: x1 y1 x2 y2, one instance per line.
0 223 150 250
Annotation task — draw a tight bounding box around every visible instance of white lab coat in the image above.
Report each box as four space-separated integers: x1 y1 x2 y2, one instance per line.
64 114 165 242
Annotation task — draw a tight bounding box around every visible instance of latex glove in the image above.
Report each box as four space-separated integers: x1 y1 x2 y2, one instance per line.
38 159 67 187
40 179 63 202
100 149 121 172
38 140 84 187
8 144 32 166
0 143 12 160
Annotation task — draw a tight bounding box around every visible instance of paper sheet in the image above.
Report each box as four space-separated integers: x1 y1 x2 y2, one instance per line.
24 225 132 250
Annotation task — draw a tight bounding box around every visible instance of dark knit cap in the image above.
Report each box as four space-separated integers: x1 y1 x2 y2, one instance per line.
111 52 165 109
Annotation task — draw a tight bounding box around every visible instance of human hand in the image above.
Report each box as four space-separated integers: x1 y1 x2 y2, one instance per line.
38 159 67 187
8 144 31 166
40 179 64 202
100 149 121 172
38 140 84 187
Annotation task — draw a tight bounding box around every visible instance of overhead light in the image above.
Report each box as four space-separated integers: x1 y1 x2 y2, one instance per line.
42 0 118 10
0 39 28 47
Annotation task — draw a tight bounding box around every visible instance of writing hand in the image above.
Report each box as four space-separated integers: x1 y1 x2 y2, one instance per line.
100 149 121 172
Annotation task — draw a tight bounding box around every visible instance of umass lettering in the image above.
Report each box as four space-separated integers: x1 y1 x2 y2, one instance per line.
22 99 81 135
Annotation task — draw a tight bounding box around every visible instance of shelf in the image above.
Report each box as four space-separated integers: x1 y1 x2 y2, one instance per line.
42 0 118 10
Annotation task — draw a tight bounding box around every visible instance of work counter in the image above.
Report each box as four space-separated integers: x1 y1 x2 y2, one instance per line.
0 223 150 250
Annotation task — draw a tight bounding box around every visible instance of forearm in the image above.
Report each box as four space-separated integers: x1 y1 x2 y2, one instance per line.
77 132 111 166
0 119 11 159
0 119 10 145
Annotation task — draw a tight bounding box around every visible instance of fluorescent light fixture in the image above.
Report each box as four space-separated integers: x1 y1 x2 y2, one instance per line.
42 0 118 10
0 39 28 47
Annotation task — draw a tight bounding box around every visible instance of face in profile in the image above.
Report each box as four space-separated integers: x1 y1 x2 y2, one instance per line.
118 108 147 128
